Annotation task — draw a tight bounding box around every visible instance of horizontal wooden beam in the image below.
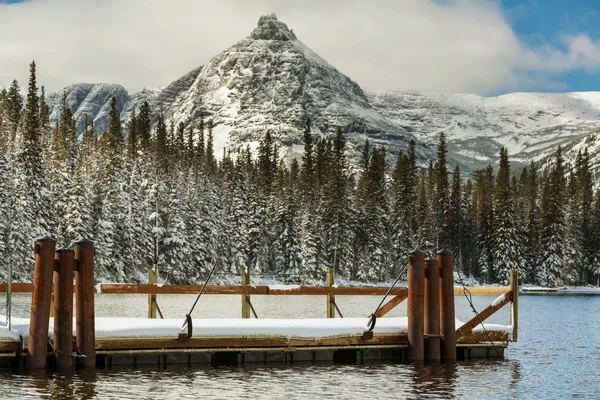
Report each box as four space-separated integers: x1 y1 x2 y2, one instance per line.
94 334 408 351
0 283 34 292
456 291 513 339
0 341 21 353
453 286 510 296
96 285 410 296
0 283 511 297
456 331 509 343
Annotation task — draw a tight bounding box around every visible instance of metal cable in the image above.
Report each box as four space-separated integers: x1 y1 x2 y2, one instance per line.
367 262 409 332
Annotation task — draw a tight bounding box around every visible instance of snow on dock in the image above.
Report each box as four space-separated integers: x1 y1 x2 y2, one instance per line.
0 315 511 344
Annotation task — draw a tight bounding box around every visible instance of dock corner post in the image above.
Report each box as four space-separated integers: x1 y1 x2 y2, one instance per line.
241 267 250 318
326 268 335 318
27 236 56 369
510 269 519 342
148 266 157 319
437 249 456 362
54 248 74 369
407 249 425 362
424 259 441 362
74 238 96 368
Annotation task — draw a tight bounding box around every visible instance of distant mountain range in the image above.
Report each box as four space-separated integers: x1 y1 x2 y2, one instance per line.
45 14 600 176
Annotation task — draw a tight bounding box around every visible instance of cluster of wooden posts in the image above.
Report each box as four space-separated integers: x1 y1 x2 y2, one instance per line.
27 237 96 369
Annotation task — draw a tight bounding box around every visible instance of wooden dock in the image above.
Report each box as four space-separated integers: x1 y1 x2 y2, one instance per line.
0 239 517 370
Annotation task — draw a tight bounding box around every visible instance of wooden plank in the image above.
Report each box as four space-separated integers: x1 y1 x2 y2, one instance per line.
0 283 34 292
0 283 509 297
456 331 509 343
95 285 409 296
95 334 408 351
453 286 510 296
456 291 513 339
0 341 21 353
374 294 408 318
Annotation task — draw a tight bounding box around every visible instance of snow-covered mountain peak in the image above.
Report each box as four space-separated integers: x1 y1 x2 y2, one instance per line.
250 14 297 41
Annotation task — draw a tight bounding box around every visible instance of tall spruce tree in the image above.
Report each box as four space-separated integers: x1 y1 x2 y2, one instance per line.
492 148 520 284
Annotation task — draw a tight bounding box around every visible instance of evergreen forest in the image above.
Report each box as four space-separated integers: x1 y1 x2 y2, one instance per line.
1 62 600 286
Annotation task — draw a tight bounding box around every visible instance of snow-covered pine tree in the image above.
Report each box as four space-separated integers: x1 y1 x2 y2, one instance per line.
475 166 494 282
434 133 450 250
460 178 478 277
94 96 127 281
562 171 583 285
449 165 463 263
521 162 541 284
539 147 566 287
389 140 417 274
492 147 521 285
5 80 22 154
12 62 51 278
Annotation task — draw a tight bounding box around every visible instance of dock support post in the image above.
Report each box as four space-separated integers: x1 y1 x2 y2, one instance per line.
424 259 440 362
437 249 456 362
148 266 157 318
54 248 74 369
326 268 335 318
241 267 250 318
74 239 96 368
28 236 56 369
407 250 425 362
510 269 518 342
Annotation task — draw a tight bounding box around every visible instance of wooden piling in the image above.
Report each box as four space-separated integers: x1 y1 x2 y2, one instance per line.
53 248 74 369
28 236 56 369
74 239 96 368
147 267 157 319
326 268 335 318
407 250 425 362
424 259 440 362
241 267 251 318
510 269 518 342
437 249 456 362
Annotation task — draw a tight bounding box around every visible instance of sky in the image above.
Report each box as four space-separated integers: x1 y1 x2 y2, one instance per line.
0 0 599 96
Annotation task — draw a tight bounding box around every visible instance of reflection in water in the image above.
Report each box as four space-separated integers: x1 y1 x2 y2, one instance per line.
409 362 458 399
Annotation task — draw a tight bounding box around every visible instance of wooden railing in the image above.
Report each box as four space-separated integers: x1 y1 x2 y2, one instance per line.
0 269 519 344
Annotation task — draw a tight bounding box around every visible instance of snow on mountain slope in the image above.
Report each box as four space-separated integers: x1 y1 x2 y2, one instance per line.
369 90 600 170
536 128 600 185
160 14 417 160
43 15 600 176
46 83 129 135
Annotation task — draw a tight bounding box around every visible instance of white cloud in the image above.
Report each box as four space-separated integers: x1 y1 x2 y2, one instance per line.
0 0 599 95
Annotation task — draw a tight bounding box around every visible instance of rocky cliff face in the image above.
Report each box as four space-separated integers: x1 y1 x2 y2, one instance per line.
158 13 416 161
46 83 129 135
46 14 600 174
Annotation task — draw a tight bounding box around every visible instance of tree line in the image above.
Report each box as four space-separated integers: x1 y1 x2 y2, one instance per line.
1 62 599 286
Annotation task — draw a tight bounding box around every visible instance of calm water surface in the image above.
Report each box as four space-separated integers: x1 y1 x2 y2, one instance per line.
0 293 599 399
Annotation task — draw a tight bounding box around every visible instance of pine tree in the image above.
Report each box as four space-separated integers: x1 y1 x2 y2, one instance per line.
539 147 566 286
6 80 22 152
522 162 540 284
12 61 50 277
95 96 127 280
434 133 450 250
492 148 520 284
475 166 494 282
449 165 462 262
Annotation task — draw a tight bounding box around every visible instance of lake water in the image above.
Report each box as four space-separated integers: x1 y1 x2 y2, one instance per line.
0 293 599 399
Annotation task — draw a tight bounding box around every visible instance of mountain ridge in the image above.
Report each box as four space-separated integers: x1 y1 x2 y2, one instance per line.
43 14 600 174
